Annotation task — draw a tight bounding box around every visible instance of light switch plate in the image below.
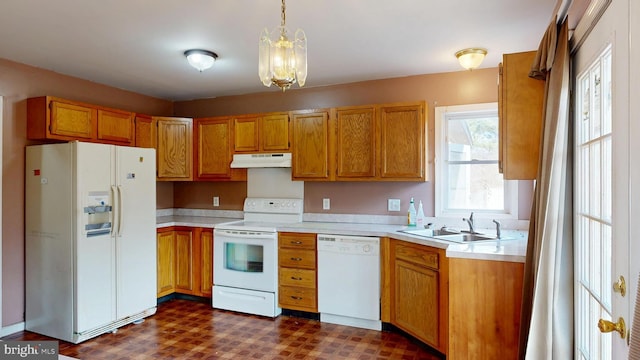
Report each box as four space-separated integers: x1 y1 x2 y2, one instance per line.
213 196 219 207
388 199 401 211
322 198 330 210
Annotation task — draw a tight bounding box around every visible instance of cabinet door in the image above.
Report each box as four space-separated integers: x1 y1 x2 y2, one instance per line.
156 117 193 180
336 106 376 179
174 229 195 294
195 117 233 179
499 51 544 179
379 103 426 180
135 115 156 148
262 113 290 151
394 259 439 346
97 109 134 144
234 115 260 152
291 110 331 180
200 229 213 297
157 230 175 298
50 100 96 139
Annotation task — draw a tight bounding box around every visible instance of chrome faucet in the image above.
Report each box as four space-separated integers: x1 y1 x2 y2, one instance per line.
493 219 502 239
463 212 475 234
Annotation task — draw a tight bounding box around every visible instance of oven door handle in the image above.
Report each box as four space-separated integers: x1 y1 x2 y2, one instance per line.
214 230 276 240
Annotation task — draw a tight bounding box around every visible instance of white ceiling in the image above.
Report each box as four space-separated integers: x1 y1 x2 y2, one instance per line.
0 0 557 101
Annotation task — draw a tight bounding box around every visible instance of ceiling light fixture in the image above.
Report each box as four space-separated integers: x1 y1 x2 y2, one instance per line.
455 48 487 70
184 49 218 72
259 0 307 91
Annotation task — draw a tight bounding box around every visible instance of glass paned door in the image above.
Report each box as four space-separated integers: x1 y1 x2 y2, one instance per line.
575 45 613 360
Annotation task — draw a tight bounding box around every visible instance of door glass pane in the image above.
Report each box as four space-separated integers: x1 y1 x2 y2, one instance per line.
225 243 264 273
575 45 612 360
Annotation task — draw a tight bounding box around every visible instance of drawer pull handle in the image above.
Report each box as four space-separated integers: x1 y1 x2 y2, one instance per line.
290 296 302 300
291 241 303 244
290 257 302 261
291 276 303 280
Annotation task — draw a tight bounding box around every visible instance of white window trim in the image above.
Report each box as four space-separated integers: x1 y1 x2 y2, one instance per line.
434 103 519 220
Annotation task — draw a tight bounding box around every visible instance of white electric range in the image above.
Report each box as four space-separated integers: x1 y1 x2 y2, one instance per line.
212 197 303 317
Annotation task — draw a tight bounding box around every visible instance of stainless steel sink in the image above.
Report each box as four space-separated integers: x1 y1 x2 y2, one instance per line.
433 233 497 243
398 228 460 238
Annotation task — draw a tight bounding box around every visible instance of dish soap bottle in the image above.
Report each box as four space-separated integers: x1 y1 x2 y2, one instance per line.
407 198 417 226
416 200 425 228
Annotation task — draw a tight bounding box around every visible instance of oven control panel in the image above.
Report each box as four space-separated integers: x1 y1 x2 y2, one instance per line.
243 198 303 214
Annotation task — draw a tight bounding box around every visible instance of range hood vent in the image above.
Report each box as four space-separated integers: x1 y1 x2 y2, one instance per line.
230 153 292 168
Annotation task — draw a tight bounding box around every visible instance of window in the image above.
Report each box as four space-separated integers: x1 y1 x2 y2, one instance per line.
434 103 518 219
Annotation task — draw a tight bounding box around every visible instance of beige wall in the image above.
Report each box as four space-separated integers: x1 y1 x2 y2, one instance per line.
174 69 533 217
0 58 173 326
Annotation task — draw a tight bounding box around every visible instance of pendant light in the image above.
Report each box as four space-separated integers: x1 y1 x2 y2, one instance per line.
258 0 307 91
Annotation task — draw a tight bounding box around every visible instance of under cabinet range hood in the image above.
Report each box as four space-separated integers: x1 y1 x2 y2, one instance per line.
230 153 292 168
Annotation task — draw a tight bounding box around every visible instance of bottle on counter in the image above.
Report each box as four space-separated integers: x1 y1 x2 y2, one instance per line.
416 200 425 228
407 198 417 226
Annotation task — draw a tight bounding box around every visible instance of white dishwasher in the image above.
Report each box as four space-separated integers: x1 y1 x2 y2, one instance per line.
317 234 381 331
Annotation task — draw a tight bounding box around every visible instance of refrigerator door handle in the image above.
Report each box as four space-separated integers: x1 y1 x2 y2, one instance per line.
111 185 118 236
117 185 124 236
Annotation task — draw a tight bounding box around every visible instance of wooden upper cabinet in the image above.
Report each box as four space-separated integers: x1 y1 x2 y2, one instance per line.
234 115 260 152
335 106 377 179
499 51 545 180
234 112 290 153
379 102 427 181
27 96 135 145
194 117 246 181
291 110 332 180
261 113 290 151
97 108 134 145
27 96 97 141
135 114 156 148
155 116 193 181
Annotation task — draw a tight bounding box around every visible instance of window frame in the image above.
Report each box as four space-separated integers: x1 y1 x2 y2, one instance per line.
434 103 519 220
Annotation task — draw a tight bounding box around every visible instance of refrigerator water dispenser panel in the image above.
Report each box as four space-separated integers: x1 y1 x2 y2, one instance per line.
84 191 112 237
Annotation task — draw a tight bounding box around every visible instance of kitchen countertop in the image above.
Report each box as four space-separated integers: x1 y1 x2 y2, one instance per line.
157 215 527 263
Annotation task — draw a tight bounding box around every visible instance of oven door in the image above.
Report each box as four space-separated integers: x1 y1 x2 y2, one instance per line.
213 229 277 293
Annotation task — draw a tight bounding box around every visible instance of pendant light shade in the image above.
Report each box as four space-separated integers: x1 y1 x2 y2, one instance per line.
259 0 307 91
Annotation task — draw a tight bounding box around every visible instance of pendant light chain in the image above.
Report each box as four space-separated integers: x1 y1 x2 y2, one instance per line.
281 0 286 27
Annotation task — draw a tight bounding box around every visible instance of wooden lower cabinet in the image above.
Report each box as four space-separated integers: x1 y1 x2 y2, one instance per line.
448 258 524 359
278 232 318 312
156 228 176 298
388 239 448 354
156 227 213 298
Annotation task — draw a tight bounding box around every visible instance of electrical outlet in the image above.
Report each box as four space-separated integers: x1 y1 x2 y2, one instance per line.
388 198 401 211
322 198 330 210
213 196 219 207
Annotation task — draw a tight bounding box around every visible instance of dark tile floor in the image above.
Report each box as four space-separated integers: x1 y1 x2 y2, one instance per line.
3 299 443 359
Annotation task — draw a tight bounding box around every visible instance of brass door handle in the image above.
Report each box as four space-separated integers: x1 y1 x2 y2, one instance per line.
598 317 626 338
613 275 626 297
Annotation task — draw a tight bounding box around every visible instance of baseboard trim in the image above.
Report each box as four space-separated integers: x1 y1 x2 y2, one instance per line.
1 321 25 337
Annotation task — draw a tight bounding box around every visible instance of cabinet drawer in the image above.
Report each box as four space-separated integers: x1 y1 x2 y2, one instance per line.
279 232 316 250
279 248 316 269
395 243 439 270
279 286 317 310
279 268 316 288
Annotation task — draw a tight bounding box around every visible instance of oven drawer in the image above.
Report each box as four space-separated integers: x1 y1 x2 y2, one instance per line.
279 286 317 311
279 268 316 288
279 232 316 250
279 248 316 269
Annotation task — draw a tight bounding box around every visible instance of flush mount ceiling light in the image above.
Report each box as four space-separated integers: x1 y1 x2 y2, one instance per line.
184 49 218 72
455 48 488 70
258 0 307 91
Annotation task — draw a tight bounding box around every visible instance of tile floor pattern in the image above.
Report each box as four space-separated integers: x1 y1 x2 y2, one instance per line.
3 299 444 359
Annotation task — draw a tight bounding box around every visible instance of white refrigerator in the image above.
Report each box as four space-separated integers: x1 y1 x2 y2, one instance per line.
25 141 157 343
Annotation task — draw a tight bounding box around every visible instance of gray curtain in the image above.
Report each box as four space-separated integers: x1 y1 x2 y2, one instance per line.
518 18 573 359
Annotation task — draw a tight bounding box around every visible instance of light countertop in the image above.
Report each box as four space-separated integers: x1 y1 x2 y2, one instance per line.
157 215 527 263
